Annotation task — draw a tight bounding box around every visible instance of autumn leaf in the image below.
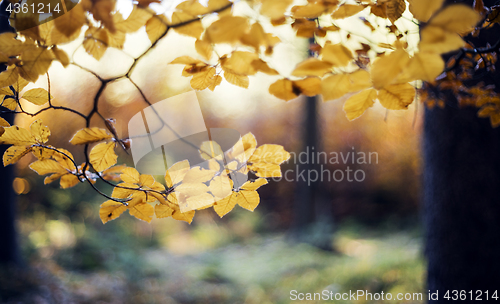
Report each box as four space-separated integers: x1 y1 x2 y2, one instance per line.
213 178 267 217
322 70 372 101
403 52 445 82
195 38 213 60
54 4 86 38
343 88 377 121
165 159 190 188
3 145 32 166
260 0 293 20
248 144 290 177
171 11 204 39
89 142 117 172
146 15 168 44
409 0 444 22
332 4 367 19
70 127 113 145
128 199 155 223
206 16 249 44
21 88 52 105
378 83 416 110
83 27 109 60
291 58 333 77
371 49 410 89
100 200 128 223
321 43 353 67
114 6 151 33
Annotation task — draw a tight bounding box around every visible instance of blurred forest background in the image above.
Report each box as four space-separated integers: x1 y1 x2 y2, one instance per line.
2 1 425 303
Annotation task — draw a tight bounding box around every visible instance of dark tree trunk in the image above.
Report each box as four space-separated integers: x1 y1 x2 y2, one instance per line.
423 0 500 299
423 105 500 300
0 0 21 267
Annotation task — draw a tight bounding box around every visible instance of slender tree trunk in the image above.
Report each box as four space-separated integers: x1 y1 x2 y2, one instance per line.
0 0 21 267
423 0 500 299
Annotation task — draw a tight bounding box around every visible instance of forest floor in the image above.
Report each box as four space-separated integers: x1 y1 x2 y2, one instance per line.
9 221 425 304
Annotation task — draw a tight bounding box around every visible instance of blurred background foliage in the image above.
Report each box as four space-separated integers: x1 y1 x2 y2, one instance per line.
6 3 424 301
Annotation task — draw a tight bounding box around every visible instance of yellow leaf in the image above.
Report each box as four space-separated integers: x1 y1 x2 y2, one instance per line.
235 190 260 211
209 175 232 199
172 208 195 223
155 202 174 218
224 71 249 88
331 4 366 19
52 148 76 171
191 67 217 90
0 66 19 89
428 4 480 34
222 51 258 76
146 15 168 44
293 77 322 97
182 192 215 211
378 83 416 110
0 125 36 145
3 145 32 166
251 59 279 75
54 3 86 38
83 27 108 60
249 144 290 165
129 201 155 223
102 164 127 181
70 127 113 145
0 117 10 127
195 38 213 60
322 70 372 102
52 47 70 67
114 6 151 33
29 159 66 175
292 19 316 38
419 26 465 54
139 174 155 187
30 119 50 143
60 174 80 189
343 88 377 120
183 166 216 183
112 182 137 199
171 11 204 39
21 88 51 105
404 52 444 82
370 49 410 89
269 78 297 101
206 16 249 44
208 75 222 91
165 159 190 187
292 3 329 18
0 33 24 56
291 58 333 77
199 141 224 160
18 48 54 82
32 146 54 160
384 0 406 23
241 178 268 191
208 0 232 11
261 0 293 20
120 167 141 183
100 200 127 224
213 192 238 217
248 163 282 177
321 43 353 67
409 0 444 22
170 56 204 65
89 142 117 172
